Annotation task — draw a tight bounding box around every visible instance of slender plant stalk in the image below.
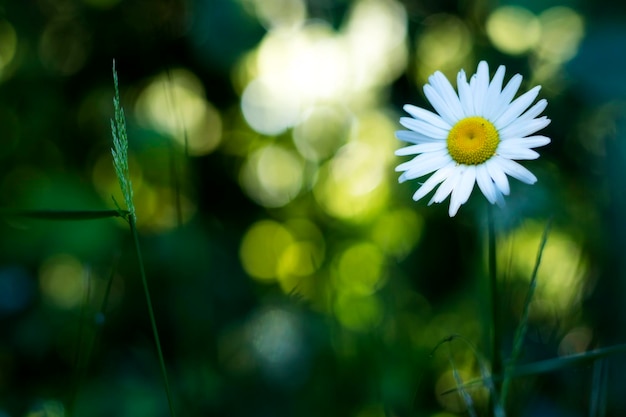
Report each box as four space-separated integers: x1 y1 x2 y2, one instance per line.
0 209 127 220
129 214 176 417
441 343 626 397
488 206 501 393
589 359 608 417
500 218 552 406
111 60 176 417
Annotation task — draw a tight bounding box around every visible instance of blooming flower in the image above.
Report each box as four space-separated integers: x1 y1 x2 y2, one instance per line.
395 61 551 216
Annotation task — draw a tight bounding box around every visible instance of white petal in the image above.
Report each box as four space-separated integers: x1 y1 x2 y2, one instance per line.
476 164 497 204
395 141 447 156
412 162 457 202
497 146 540 160
486 158 510 195
483 65 506 120
403 104 452 130
400 117 449 139
499 116 551 139
473 61 490 114
457 69 474 115
490 74 523 121
449 165 476 216
494 86 541 130
500 135 551 148
429 72 464 120
494 156 537 184
516 99 548 123
395 130 444 144
424 84 459 125
494 187 506 207
430 165 463 205
397 151 452 181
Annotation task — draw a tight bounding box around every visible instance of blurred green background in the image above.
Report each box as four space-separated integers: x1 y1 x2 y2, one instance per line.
1 0 626 416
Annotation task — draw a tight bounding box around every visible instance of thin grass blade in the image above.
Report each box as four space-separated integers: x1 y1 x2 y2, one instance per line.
1 209 128 220
110 61 176 417
589 359 608 417
500 217 552 405
444 343 626 394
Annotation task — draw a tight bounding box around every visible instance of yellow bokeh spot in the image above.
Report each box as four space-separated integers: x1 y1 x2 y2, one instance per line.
237 0 409 135
486 6 541 55
334 292 383 331
342 0 408 90
240 76 302 135
535 7 585 63
241 218 325 296
39 254 86 310
334 242 385 295
0 20 17 79
240 144 304 208
276 242 323 296
500 221 587 313
371 208 423 258
240 220 294 282
135 68 222 156
135 186 197 233
275 219 325 295
91 152 195 232
257 23 347 102
278 242 322 278
415 14 472 83
314 144 389 221
435 369 488 413
240 0 307 29
313 111 396 222
292 105 352 162
240 22 349 135
92 151 142 207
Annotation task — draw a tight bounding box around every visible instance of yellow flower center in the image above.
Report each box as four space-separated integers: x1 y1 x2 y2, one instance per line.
447 116 499 165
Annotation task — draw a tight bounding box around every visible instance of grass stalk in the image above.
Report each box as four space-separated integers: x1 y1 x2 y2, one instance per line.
443 342 626 395
500 218 552 406
0 209 128 220
488 206 501 393
129 214 176 417
111 60 176 416
589 359 608 417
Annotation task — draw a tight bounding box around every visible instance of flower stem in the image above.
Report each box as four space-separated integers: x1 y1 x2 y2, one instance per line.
488 206 501 395
129 214 176 417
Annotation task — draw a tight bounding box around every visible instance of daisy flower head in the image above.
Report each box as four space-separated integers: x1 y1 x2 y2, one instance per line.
395 61 551 217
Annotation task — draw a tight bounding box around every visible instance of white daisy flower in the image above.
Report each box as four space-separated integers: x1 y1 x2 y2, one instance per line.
395 61 551 217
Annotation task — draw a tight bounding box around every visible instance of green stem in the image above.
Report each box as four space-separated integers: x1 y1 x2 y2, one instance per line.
488 206 501 396
129 215 176 417
500 218 552 406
